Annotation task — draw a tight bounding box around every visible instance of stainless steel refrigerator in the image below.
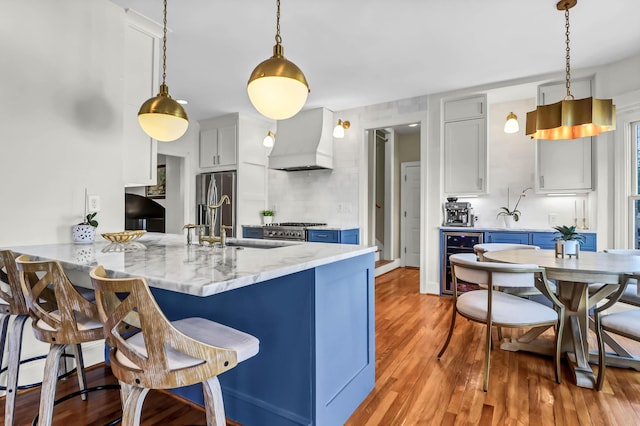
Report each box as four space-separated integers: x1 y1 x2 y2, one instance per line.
196 171 236 238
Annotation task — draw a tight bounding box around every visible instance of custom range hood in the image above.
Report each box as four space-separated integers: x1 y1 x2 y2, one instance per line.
269 107 334 171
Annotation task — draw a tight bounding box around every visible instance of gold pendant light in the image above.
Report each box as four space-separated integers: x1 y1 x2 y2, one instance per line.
138 0 188 142
525 0 615 140
247 0 310 120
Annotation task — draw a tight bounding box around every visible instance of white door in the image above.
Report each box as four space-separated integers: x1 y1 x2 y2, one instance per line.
402 162 420 267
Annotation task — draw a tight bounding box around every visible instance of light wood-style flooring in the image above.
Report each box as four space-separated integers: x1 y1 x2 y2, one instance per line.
2 267 640 425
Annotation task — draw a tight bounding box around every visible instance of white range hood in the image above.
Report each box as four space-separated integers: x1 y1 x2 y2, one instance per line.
269 107 334 171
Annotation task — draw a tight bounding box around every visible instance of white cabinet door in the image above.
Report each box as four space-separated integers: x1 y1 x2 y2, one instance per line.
535 78 593 193
199 128 219 168
217 124 237 167
198 124 237 169
123 13 160 187
444 118 487 195
444 95 485 121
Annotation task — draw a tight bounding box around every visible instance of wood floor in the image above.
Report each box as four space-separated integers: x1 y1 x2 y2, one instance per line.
2 267 640 425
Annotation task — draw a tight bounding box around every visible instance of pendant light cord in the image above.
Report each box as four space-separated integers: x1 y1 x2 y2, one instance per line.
275 0 282 45
161 0 168 87
564 5 573 100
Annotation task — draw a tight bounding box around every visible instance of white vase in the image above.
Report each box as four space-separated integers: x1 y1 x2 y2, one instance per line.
262 216 273 225
72 224 96 244
564 240 579 255
503 215 515 228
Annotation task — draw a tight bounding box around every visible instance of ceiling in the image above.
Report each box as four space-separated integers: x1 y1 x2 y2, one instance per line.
110 0 640 123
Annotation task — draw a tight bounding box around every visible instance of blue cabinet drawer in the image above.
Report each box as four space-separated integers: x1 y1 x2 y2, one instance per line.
531 232 557 249
308 230 339 243
485 232 529 244
581 233 597 252
242 227 263 239
339 229 360 245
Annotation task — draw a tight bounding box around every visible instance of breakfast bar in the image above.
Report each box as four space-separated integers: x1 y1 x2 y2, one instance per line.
7 233 376 426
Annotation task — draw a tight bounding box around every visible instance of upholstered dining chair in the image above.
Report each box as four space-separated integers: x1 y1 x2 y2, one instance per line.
438 253 564 391
592 273 640 390
89 265 260 426
14 254 112 426
591 249 640 307
474 243 543 296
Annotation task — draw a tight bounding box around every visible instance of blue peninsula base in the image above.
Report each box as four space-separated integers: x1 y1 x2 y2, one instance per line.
150 252 375 426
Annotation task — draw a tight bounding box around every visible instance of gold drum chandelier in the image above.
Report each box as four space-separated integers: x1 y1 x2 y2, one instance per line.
525 0 615 140
247 0 310 120
138 0 188 142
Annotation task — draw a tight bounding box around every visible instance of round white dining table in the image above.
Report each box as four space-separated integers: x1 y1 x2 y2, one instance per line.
483 249 640 389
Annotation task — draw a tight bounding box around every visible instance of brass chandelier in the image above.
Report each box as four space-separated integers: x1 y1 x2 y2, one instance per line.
525 0 615 140
138 0 188 142
247 0 310 120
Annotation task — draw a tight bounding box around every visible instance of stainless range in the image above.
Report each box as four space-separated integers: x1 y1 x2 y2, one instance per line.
263 222 327 241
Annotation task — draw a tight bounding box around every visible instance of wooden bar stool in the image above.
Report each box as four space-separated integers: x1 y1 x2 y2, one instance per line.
2 250 82 425
90 265 260 426
15 254 115 426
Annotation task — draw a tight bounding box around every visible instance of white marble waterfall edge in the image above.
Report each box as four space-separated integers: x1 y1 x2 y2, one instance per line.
7 233 376 297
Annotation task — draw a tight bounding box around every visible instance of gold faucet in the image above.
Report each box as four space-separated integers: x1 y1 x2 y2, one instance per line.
199 194 231 247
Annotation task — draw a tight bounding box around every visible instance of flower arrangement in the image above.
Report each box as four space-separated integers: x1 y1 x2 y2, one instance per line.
496 187 532 222
261 210 274 217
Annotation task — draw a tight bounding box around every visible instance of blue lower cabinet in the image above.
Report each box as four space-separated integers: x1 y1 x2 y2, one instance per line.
485 232 529 244
531 232 557 249
242 227 263 239
308 228 360 245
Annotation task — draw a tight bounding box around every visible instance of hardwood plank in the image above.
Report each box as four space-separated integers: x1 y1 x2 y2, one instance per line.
3 267 640 425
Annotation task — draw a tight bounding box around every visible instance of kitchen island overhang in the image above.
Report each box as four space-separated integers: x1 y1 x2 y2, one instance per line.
7 233 376 426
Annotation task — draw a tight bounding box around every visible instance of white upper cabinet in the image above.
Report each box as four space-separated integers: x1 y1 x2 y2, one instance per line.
122 10 161 187
535 77 593 193
199 119 237 170
443 95 487 195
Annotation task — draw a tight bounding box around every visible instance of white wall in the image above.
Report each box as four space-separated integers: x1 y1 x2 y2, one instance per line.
0 0 126 245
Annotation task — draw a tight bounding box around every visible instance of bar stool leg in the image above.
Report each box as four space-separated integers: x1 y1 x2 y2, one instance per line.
3 314 28 426
120 382 150 426
0 314 9 369
71 343 88 401
39 344 67 426
203 376 226 426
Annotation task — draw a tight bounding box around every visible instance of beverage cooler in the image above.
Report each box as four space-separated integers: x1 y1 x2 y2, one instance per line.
440 231 483 295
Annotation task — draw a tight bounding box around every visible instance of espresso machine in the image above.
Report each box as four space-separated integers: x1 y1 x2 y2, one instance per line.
444 198 475 227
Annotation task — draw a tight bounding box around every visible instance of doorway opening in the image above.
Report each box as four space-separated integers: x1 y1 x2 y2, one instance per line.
366 124 421 273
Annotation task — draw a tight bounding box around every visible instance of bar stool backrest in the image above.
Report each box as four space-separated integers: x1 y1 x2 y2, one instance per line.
0 250 28 315
15 254 103 345
90 265 238 389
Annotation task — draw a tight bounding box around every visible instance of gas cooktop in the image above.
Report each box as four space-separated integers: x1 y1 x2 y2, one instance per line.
265 222 327 227
262 222 327 241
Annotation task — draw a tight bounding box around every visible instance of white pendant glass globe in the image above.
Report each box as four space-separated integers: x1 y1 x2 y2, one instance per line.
138 113 189 142
248 76 309 120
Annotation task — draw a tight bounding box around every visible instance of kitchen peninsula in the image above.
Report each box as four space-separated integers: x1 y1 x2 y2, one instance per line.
8 233 376 426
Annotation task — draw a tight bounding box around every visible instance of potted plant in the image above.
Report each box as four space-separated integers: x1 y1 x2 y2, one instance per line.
73 189 99 244
496 187 531 227
552 225 585 257
261 210 274 225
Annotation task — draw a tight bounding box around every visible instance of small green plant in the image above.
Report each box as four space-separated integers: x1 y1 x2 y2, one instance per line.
79 212 99 228
552 225 585 244
261 210 274 217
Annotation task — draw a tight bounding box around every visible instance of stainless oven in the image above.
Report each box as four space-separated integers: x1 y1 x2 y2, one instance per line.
263 222 327 241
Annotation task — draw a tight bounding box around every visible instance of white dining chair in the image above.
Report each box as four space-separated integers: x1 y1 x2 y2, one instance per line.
438 253 564 391
592 273 640 390
474 243 542 297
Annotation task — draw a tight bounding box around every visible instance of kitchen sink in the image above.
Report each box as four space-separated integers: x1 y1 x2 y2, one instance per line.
224 238 298 249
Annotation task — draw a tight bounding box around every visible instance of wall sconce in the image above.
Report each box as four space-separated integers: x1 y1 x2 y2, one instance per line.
263 131 276 148
333 119 350 138
504 112 519 134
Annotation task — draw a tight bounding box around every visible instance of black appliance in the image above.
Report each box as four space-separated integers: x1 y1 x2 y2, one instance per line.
125 193 165 232
441 231 483 295
196 171 236 237
263 222 327 241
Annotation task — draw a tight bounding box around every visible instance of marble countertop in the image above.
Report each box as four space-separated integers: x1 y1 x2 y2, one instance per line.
440 226 597 233
6 233 375 297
